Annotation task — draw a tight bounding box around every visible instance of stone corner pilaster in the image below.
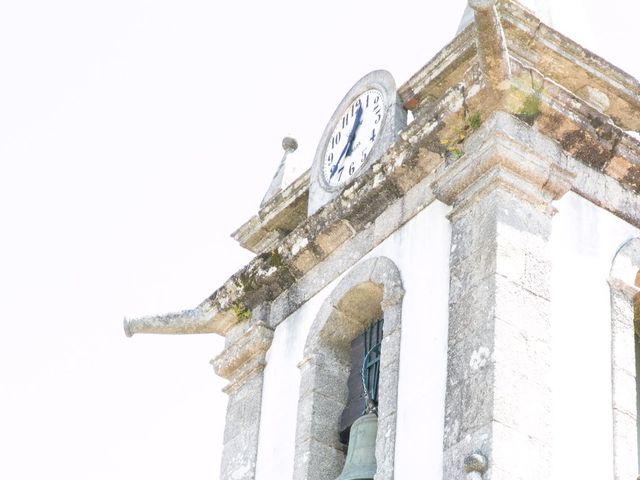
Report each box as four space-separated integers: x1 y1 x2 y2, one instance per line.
435 111 567 480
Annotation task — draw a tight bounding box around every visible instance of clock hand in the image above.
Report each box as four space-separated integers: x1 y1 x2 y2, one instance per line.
330 105 364 180
345 106 364 157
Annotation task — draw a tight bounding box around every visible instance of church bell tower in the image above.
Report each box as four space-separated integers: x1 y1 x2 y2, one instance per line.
125 1 640 479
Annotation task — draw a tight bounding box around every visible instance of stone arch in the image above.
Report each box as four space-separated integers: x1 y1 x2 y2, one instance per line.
609 237 640 480
292 256 404 480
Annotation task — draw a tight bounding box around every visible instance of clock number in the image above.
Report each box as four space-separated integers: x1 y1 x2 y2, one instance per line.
373 95 380 105
327 152 334 164
370 129 376 142
366 94 370 108
349 162 356 175
341 114 349 129
331 131 342 149
374 105 382 124
351 99 362 117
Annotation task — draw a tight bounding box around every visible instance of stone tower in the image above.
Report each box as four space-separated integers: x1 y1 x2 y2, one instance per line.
125 1 640 479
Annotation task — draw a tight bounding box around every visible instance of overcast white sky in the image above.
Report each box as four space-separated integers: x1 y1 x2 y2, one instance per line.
1 1 639 479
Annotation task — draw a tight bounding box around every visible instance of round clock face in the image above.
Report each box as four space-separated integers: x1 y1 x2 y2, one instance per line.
322 88 385 187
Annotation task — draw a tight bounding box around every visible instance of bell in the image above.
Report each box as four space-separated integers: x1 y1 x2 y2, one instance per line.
336 413 378 480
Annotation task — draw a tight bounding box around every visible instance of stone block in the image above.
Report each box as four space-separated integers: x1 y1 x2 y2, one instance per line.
612 409 639 480
493 366 551 442
297 357 349 401
447 330 496 391
443 381 464 449
443 424 493 480
220 430 259 480
449 247 497 302
222 382 263 444
493 276 550 342
373 196 403 245
377 359 399 418
611 368 638 418
491 421 551 480
611 318 636 376
295 390 344 448
293 437 345 480
460 367 495 437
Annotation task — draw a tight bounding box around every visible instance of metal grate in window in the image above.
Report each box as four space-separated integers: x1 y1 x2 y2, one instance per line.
339 318 383 444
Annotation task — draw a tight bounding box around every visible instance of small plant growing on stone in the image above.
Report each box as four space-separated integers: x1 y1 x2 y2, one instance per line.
517 91 542 125
466 112 482 131
441 112 481 161
231 303 252 321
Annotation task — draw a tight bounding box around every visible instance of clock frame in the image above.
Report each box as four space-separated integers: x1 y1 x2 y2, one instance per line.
309 70 406 215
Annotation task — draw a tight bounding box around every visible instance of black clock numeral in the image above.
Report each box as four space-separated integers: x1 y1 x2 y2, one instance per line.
337 166 345 181
370 129 376 142
331 131 342 149
342 114 349 129
373 105 382 124
349 162 356 175
350 99 363 118
366 94 370 108
327 152 334 164
373 95 380 105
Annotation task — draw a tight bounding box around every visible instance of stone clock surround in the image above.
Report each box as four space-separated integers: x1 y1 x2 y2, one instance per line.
308 70 407 216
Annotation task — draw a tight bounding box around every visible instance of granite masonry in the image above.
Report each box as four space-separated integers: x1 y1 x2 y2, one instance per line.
125 1 640 478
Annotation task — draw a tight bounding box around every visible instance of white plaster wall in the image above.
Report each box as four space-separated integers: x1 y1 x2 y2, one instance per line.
550 192 639 480
254 292 329 480
376 200 451 479
254 199 452 479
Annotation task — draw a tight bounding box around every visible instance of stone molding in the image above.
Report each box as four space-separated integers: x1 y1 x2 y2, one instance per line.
468 0 511 93
433 111 575 216
211 321 274 394
125 0 640 342
609 237 640 480
293 256 404 480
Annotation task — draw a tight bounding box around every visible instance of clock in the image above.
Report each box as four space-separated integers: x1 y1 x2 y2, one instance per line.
322 88 385 188
309 70 406 215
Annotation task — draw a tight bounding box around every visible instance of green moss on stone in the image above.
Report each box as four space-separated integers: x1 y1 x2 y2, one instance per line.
231 303 252 321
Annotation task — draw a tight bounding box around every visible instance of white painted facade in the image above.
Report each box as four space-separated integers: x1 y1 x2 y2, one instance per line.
551 193 639 479
256 200 452 479
255 192 640 479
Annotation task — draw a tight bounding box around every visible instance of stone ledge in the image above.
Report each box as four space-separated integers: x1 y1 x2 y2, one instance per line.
232 171 310 254
211 322 274 388
124 0 640 338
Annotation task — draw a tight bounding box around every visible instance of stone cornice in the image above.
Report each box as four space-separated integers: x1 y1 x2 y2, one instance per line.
211 321 274 393
124 0 640 339
433 112 575 214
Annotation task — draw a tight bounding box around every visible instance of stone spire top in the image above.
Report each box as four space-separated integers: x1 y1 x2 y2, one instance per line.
458 0 594 41
459 0 552 32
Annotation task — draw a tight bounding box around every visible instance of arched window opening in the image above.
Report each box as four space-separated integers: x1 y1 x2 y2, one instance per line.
292 257 404 480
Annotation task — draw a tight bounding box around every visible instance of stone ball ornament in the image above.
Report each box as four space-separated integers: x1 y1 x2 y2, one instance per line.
282 136 298 153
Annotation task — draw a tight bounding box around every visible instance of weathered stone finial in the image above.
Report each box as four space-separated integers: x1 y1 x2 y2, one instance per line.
260 136 299 208
282 136 298 153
